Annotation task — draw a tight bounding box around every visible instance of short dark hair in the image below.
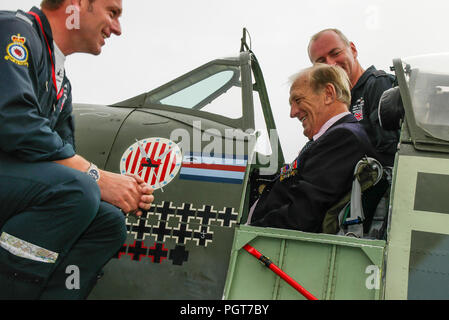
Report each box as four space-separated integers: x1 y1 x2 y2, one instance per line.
307 28 351 62
41 0 96 10
40 0 66 10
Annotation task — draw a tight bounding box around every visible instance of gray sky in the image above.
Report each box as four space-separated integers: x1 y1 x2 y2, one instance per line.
4 1 449 162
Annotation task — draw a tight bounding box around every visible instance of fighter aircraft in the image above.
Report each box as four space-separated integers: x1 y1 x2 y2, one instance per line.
73 30 449 300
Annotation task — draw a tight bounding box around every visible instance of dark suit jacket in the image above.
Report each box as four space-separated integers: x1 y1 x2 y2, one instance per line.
250 114 378 233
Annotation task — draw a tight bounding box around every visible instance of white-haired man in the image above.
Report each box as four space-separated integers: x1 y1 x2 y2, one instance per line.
249 64 378 232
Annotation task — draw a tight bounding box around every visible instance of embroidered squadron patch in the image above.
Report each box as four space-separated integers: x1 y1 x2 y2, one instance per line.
4 34 29 67
352 97 365 121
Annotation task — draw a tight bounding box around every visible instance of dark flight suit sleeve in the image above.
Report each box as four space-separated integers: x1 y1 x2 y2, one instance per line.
251 128 369 232
365 76 399 159
0 18 75 162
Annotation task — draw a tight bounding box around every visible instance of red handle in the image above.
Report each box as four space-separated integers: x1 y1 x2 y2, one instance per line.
243 244 318 300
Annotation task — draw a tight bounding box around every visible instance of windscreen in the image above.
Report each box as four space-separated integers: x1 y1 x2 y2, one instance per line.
145 64 242 119
403 53 449 142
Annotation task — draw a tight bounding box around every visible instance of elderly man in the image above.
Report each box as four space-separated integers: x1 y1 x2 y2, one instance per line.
0 0 154 299
308 28 398 166
249 64 378 232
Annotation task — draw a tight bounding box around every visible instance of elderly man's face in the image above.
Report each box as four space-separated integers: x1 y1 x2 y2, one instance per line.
289 75 328 140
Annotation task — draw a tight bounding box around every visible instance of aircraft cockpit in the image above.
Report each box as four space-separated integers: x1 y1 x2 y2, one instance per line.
404 53 449 143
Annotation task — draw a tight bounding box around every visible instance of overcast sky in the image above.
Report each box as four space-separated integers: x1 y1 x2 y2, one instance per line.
4 1 449 162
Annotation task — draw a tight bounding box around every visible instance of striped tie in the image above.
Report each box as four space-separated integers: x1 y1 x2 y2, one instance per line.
298 139 314 159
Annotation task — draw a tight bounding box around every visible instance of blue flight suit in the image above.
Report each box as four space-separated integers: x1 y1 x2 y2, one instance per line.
350 66 399 167
0 7 126 299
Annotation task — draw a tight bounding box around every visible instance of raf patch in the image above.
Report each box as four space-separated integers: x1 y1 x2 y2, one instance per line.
4 34 29 67
352 97 365 121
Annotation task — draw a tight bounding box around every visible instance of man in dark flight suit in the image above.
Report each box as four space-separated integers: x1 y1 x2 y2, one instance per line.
0 0 154 299
308 28 398 167
307 29 395 235
250 64 378 232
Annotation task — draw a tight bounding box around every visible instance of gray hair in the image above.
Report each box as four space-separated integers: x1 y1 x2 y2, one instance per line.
290 63 351 106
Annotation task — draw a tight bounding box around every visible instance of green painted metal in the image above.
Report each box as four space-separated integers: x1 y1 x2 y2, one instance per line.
223 225 386 300
249 53 285 166
383 57 449 298
384 148 449 299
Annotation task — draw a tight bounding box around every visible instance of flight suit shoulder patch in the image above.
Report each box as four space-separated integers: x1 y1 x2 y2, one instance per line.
4 33 29 67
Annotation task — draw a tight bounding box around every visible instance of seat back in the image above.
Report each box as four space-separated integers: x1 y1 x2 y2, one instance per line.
322 157 390 239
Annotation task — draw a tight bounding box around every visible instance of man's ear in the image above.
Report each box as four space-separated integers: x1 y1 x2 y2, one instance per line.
349 41 358 59
324 83 336 105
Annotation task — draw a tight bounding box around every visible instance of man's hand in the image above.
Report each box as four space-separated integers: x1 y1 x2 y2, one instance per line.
54 155 155 216
131 174 155 217
98 171 154 217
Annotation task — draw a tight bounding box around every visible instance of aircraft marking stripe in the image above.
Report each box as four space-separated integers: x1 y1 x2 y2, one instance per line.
185 152 248 160
129 147 141 174
125 149 132 173
181 162 246 172
147 142 159 185
158 148 170 183
180 167 244 180
137 140 152 177
183 155 247 166
150 142 164 185
170 155 176 174
159 150 175 185
144 142 159 183
179 174 243 184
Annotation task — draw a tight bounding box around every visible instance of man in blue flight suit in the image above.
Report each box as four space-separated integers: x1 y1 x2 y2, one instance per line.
308 28 398 167
0 0 154 299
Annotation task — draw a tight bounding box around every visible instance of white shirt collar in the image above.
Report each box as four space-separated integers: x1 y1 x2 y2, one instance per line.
53 41 66 93
313 111 351 141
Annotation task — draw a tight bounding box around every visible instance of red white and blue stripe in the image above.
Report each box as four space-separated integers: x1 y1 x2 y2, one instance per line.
180 153 248 184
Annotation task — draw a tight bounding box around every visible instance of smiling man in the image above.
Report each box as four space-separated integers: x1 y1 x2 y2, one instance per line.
0 0 154 299
249 64 378 232
308 29 398 166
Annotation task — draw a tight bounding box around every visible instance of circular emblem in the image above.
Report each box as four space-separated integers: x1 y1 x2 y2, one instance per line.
7 43 28 62
120 137 182 190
